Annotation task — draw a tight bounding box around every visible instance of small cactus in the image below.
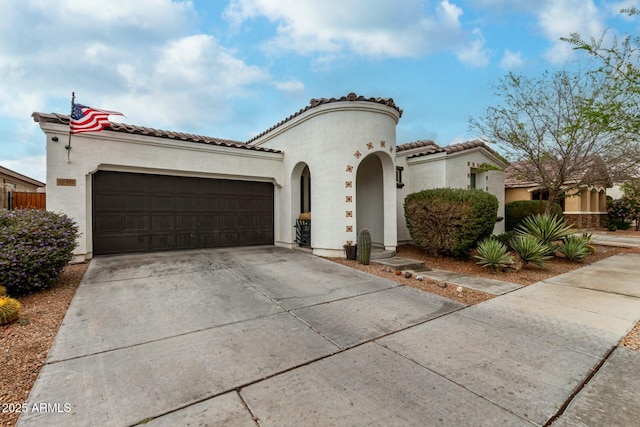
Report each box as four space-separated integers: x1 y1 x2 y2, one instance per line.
0 297 21 326
357 228 372 265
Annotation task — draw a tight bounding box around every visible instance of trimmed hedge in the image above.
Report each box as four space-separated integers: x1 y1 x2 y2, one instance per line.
0 210 79 296
504 200 563 231
404 188 498 258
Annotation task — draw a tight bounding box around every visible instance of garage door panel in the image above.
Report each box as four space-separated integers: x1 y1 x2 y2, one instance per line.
149 234 177 252
152 215 175 231
94 215 123 232
93 172 273 255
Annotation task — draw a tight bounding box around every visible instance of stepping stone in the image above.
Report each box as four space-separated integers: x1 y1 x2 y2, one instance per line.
371 256 425 270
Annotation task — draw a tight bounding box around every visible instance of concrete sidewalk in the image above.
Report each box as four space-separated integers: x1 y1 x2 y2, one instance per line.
17 248 640 426
580 231 640 248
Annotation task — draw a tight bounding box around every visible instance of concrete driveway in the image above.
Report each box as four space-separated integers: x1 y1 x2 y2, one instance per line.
17 247 640 426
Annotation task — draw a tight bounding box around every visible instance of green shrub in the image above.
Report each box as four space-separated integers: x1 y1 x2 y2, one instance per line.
0 210 79 296
505 200 563 231
474 238 514 271
510 234 551 267
516 214 573 249
607 198 636 230
404 188 498 258
556 235 591 261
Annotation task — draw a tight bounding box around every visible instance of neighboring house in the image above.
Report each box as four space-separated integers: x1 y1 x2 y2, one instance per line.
0 165 46 209
504 161 612 228
33 93 507 260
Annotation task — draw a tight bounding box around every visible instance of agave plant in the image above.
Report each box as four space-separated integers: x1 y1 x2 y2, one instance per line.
516 214 574 247
509 234 551 267
581 232 597 254
474 238 514 271
557 234 591 261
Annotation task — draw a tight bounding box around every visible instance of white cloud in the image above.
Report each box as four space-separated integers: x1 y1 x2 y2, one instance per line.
455 28 490 67
275 79 305 94
538 0 604 63
224 0 490 66
500 49 525 70
0 0 269 135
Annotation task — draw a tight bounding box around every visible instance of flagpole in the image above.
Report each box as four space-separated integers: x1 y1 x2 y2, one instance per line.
66 92 75 163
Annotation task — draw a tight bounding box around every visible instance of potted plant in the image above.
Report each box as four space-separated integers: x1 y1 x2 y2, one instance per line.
343 241 357 260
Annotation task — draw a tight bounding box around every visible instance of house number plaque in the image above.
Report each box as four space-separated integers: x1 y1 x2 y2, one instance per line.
56 178 76 186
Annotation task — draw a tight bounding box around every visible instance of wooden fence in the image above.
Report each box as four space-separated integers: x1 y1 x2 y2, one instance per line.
11 192 46 210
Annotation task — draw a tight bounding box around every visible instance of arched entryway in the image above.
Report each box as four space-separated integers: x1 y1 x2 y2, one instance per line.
291 162 311 246
356 154 384 246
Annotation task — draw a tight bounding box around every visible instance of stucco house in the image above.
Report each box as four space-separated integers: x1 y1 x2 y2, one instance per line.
0 165 46 209
33 93 507 260
504 160 612 228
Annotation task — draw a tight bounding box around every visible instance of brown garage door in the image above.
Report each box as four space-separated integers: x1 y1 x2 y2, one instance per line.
92 171 274 255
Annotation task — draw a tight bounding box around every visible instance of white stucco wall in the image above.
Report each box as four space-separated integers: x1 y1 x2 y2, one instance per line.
41 122 283 259
251 101 400 257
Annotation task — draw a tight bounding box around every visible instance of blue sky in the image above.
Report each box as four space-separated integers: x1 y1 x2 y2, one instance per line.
1 0 639 182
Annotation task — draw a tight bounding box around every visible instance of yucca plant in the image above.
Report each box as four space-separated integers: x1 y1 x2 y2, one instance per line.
557 235 591 261
516 214 574 249
474 238 514 271
510 234 551 267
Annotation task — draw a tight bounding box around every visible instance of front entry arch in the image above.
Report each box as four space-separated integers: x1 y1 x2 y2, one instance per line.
291 162 311 246
356 154 384 245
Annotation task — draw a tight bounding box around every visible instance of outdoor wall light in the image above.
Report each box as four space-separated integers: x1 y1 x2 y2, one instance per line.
52 136 59 142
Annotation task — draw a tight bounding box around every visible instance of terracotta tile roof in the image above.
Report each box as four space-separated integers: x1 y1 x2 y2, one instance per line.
246 92 403 144
504 159 611 188
398 139 499 159
31 112 282 154
396 139 442 153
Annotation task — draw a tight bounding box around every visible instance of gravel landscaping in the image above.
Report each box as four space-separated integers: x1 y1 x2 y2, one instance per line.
1 263 88 427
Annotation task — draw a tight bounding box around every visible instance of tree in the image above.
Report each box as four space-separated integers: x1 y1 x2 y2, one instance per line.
470 68 637 214
562 8 640 181
620 179 640 230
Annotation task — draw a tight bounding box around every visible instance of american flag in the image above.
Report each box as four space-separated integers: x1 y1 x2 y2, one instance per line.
70 103 123 134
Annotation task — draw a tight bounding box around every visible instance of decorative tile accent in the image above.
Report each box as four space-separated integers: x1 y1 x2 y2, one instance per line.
389 146 394 153
380 140 386 147
346 196 353 202
467 173 470 178
367 142 374 150
345 181 353 188
346 240 353 246
354 150 362 159
346 165 354 172
346 225 353 232
467 161 470 166
346 211 353 217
